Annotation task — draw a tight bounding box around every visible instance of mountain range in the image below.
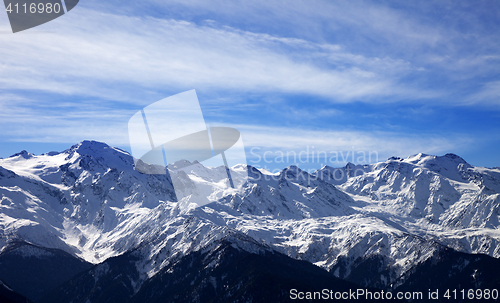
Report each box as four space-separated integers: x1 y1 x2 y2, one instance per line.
0 140 499 302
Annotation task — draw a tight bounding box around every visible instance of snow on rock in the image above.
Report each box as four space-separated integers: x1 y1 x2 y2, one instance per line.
0 141 499 289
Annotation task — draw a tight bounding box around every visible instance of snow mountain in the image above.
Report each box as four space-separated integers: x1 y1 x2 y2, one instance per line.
0 140 499 302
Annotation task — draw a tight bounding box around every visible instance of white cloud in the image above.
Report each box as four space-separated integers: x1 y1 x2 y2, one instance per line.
0 96 134 145
141 0 458 59
1 119 472 169
238 124 469 154
0 0 496 164
0 95 471 163
466 81 500 106
142 0 500 85
0 0 497 106
0 6 434 104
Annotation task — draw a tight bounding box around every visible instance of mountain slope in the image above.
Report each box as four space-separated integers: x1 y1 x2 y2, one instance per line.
0 240 92 301
0 279 32 303
394 247 500 302
42 235 401 303
0 141 499 300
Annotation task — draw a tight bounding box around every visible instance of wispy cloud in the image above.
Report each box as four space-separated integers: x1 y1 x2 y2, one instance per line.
466 81 500 106
0 96 134 144
0 6 437 104
229 125 473 169
0 103 473 166
1 0 497 107
0 0 498 167
237 124 473 165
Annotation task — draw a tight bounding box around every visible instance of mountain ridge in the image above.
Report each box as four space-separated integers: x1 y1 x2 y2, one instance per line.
0 140 499 300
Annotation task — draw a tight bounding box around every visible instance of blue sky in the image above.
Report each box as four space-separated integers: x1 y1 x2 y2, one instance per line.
0 0 499 171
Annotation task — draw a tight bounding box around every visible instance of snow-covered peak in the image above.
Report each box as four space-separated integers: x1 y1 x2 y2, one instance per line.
387 156 403 161
279 165 303 178
66 140 118 155
0 142 499 290
442 153 467 162
405 152 433 163
9 150 34 160
404 152 467 166
0 141 135 185
315 162 372 185
168 159 193 170
401 153 471 182
63 140 134 170
316 152 474 186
